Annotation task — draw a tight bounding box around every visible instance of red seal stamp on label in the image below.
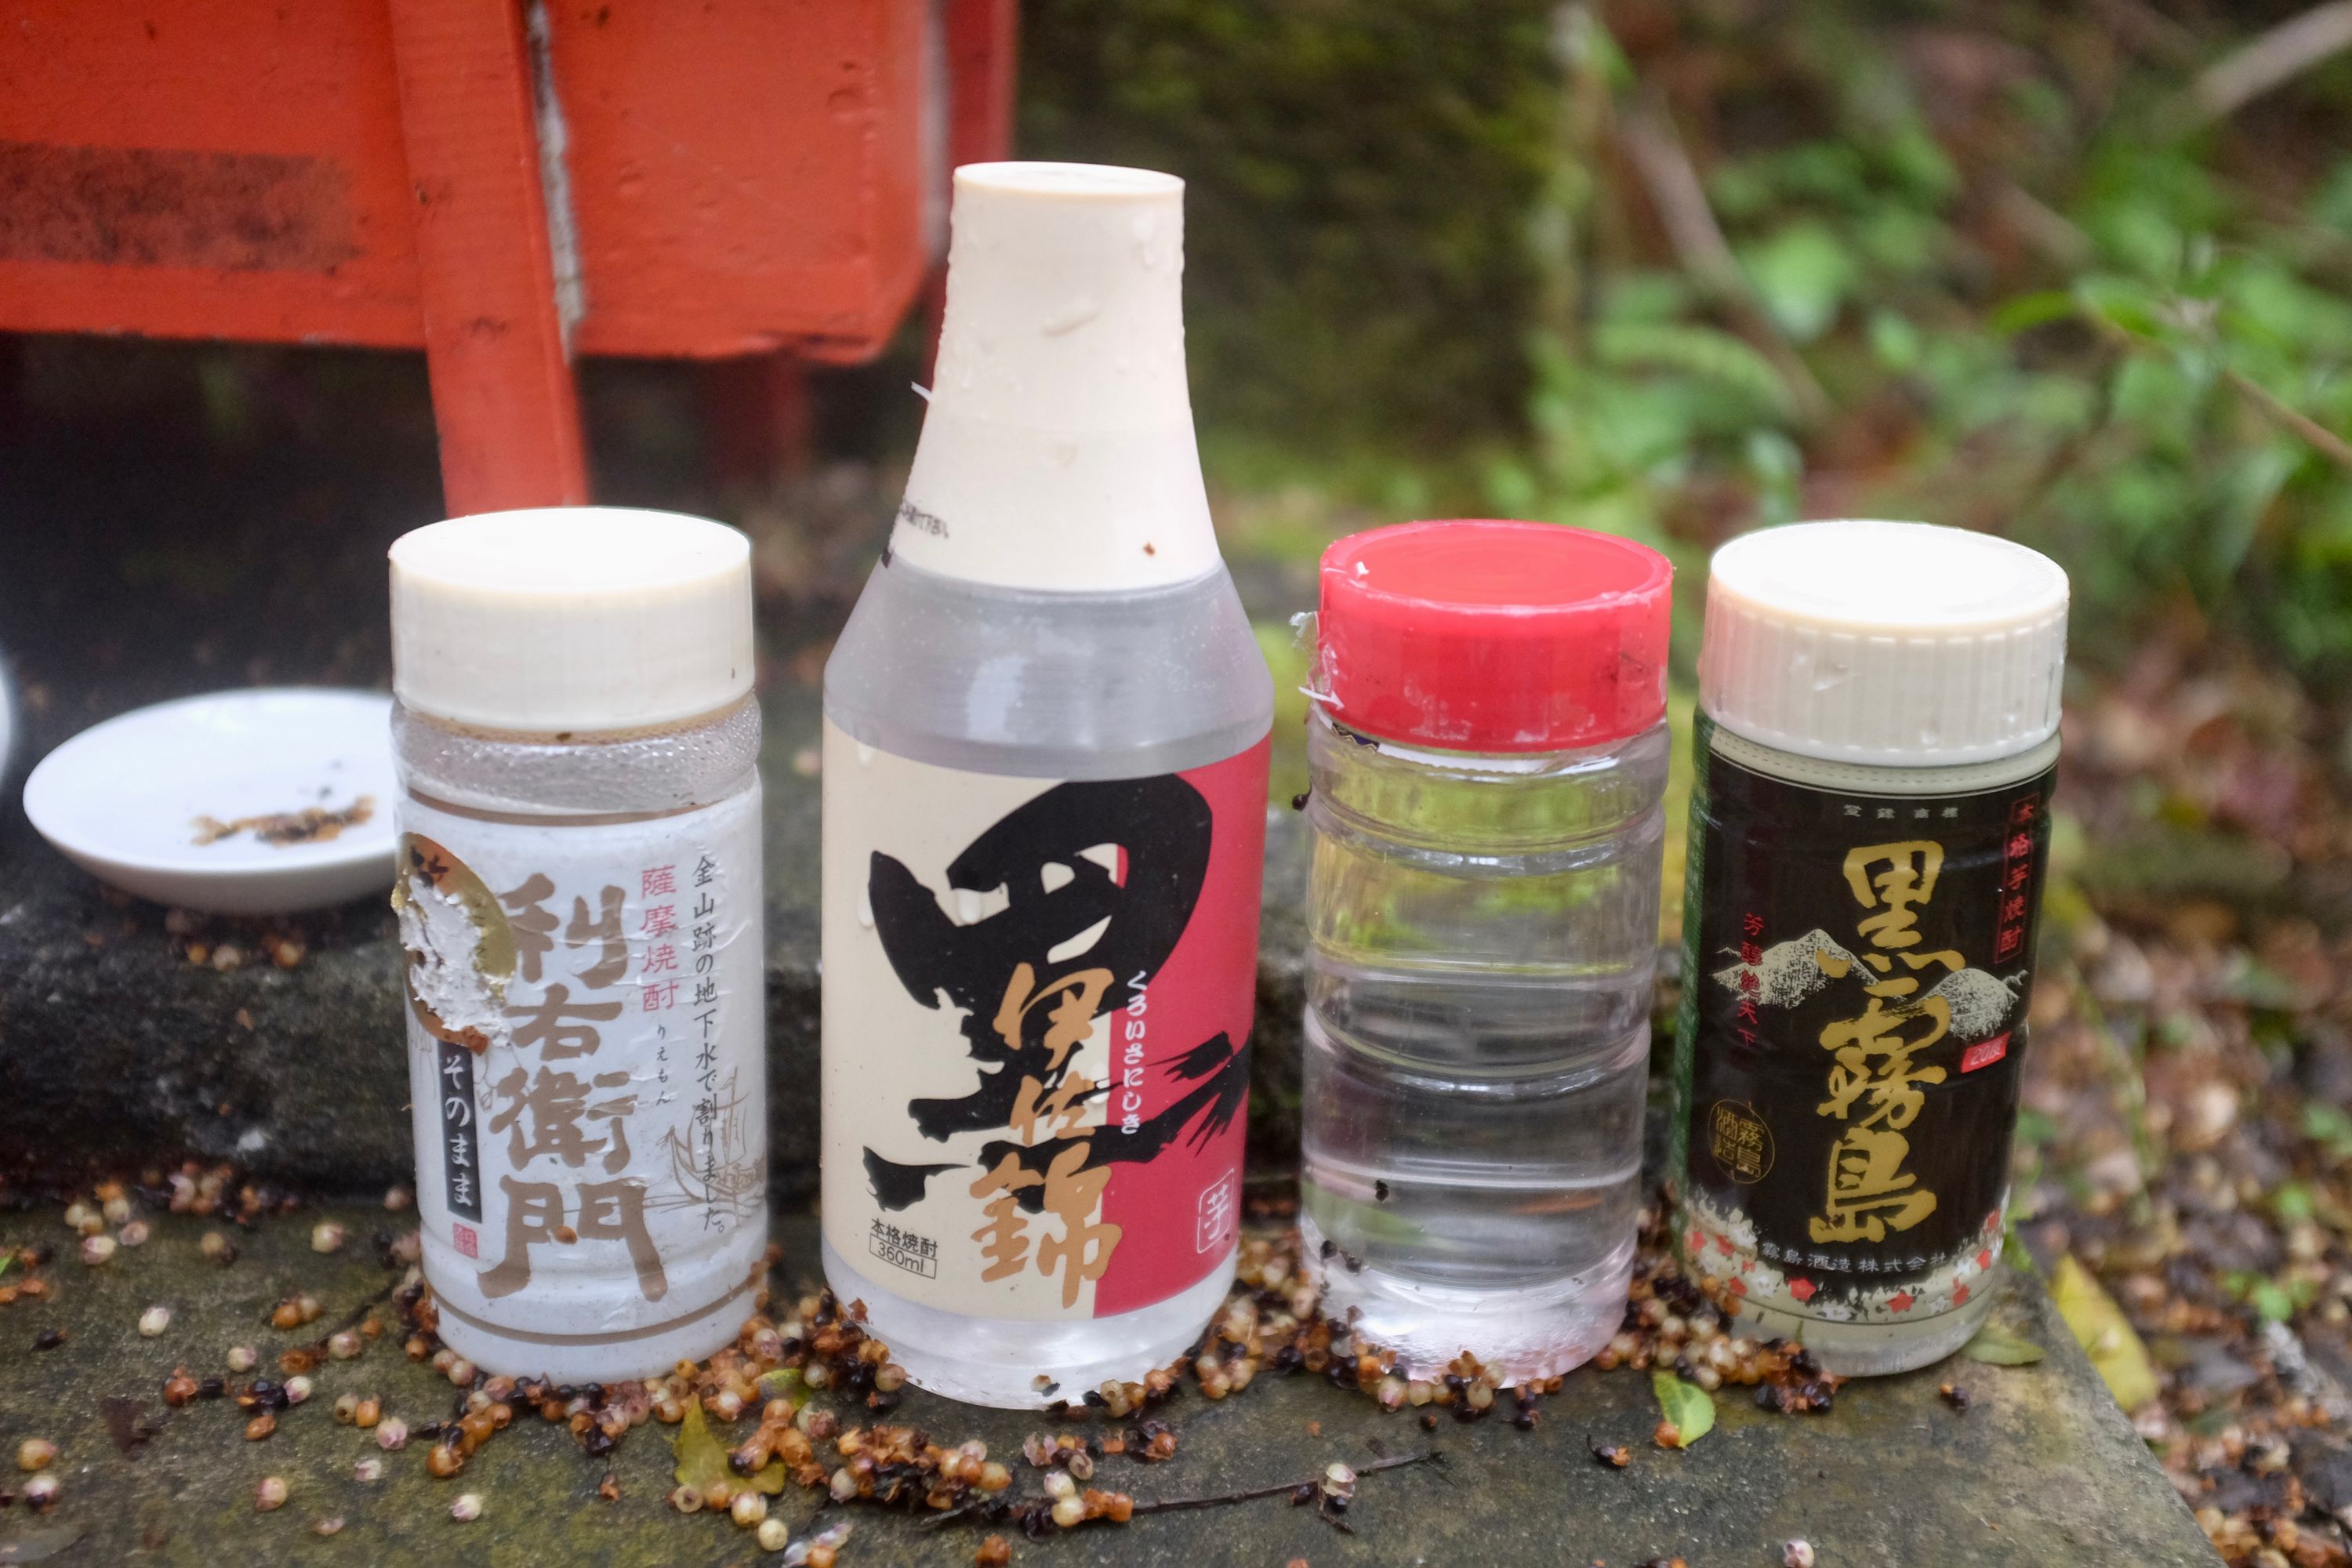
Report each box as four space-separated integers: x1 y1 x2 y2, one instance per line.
1959 1033 2010 1074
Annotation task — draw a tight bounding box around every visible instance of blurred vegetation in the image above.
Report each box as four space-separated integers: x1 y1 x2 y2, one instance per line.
1024 0 2352 684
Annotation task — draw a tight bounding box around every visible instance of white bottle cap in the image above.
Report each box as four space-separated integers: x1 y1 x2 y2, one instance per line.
390 507 754 732
891 162 1220 592
1699 519 2068 766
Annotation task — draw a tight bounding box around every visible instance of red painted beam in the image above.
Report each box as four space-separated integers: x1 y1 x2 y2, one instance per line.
387 0 588 515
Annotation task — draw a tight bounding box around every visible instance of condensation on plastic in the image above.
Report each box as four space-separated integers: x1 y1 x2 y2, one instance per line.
392 695 762 815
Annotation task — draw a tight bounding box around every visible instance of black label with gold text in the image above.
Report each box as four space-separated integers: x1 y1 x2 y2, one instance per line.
1669 716 2053 1313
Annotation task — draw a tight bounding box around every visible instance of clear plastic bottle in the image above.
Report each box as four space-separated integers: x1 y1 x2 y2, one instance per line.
820 164 1272 1407
1668 519 2068 1375
389 507 768 1384
1300 520 1674 1382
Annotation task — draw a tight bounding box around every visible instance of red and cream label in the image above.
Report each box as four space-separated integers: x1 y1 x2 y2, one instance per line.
821 720 1269 1322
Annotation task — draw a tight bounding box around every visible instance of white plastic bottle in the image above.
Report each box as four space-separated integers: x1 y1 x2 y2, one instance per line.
820 164 1273 1408
389 507 768 1383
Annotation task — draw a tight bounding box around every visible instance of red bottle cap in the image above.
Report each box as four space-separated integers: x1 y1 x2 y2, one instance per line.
1316 520 1673 753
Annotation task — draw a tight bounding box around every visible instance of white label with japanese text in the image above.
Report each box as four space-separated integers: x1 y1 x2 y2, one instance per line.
397 783 767 1352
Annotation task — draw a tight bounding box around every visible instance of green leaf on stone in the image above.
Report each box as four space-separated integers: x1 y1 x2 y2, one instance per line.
1650 1370 1715 1448
758 1367 810 1409
1962 1324 2045 1366
2051 1254 2160 1411
673 1397 787 1496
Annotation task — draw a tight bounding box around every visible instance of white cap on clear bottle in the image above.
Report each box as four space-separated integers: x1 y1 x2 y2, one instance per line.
891 162 1219 593
1699 519 2069 767
390 506 755 732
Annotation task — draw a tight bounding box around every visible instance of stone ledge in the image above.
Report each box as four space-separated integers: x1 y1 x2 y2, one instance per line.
0 1203 2217 1566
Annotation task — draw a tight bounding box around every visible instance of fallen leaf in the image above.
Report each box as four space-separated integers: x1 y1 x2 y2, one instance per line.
2050 1254 2159 1410
1651 1370 1715 1447
671 1398 786 1495
1962 1324 2046 1366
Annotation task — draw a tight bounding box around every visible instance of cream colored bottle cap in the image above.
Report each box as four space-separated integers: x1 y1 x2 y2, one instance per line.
891 162 1220 592
390 507 754 732
1699 519 2068 766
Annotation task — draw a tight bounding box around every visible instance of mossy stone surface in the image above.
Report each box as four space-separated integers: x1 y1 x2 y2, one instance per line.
0 1204 2215 1566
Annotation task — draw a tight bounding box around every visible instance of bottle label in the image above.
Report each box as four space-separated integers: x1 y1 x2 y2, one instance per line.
395 786 767 1348
1668 715 2052 1329
822 720 1269 1322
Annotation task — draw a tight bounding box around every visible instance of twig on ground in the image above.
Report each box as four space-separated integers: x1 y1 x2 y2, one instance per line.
1129 1448 1443 1518
1615 90 1833 426
2177 2 2352 128
919 1449 1446 1530
2222 368 2352 474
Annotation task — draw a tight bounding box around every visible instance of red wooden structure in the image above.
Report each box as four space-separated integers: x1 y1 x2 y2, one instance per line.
0 0 1018 514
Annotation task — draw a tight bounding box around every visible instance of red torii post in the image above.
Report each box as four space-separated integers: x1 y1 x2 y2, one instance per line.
0 0 1019 516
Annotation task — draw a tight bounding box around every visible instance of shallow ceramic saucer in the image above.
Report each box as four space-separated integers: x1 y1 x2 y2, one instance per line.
23 688 397 914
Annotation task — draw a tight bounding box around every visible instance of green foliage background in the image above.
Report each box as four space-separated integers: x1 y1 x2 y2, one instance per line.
1021 1 2352 684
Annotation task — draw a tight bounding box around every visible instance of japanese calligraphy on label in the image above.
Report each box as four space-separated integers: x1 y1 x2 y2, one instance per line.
822 720 1269 1323
396 785 766 1348
1668 715 2053 1327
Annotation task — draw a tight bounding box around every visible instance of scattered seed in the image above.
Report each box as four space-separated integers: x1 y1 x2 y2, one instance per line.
118 1220 151 1247
102 1196 132 1226
670 1484 704 1514
199 1232 236 1263
80 1235 117 1267
976 1537 1012 1568
1784 1542 1817 1568
24 1474 60 1511
285 1375 314 1405
758 1515 791 1552
33 1329 66 1352
451 1492 483 1522
227 1345 258 1373
328 1330 363 1360
376 1415 408 1450
1938 1381 1971 1411
384 1185 412 1212
16 1439 56 1473
353 1457 384 1483
245 1413 277 1441
731 1490 768 1527
311 1222 348 1254
255 1475 289 1512
312 1515 346 1537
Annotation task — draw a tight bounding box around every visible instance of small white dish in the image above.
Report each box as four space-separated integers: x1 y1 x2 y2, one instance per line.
24 688 398 914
